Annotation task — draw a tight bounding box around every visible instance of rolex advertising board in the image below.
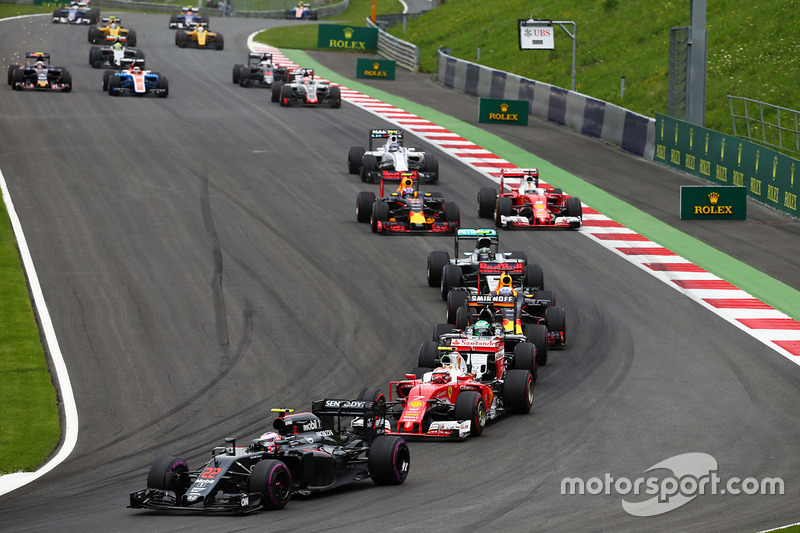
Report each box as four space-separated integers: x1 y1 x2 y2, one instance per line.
680 186 747 220
317 24 378 52
356 58 396 80
479 98 528 126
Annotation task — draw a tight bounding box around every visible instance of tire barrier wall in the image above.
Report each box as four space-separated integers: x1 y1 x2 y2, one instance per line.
437 47 655 160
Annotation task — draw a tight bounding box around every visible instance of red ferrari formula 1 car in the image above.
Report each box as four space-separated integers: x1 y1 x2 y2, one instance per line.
385 350 533 439
356 173 459 234
478 168 582 229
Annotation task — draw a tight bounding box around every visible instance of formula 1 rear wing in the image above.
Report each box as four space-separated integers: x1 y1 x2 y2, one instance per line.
369 128 404 150
312 399 387 443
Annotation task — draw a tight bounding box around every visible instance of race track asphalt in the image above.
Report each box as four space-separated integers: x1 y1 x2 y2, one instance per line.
1 13 799 532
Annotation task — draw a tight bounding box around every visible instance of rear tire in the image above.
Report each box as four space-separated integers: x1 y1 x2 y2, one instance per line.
441 264 462 300
524 263 544 290
232 63 243 83
524 324 549 367
426 251 449 287
368 436 410 485
454 305 469 330
424 154 438 182
417 341 439 368
503 369 534 413
513 342 537 382
446 289 468 324
454 391 486 437
329 86 341 108
545 306 567 346
249 460 292 510
432 323 455 341
443 201 460 225
348 146 365 174
271 81 283 102
361 154 378 183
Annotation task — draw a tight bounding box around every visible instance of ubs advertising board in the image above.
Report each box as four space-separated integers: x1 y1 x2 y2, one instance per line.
317 25 377 52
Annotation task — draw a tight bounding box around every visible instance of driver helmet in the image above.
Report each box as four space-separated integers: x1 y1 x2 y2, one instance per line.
256 431 279 453
402 187 415 199
388 142 400 152
498 286 514 296
260 60 270 68
474 320 492 336
430 368 450 384
109 22 117 28
131 64 141 72
112 40 123 49
476 238 494 260
35 60 45 68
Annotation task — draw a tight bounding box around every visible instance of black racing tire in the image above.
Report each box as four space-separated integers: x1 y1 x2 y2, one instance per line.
495 196 514 228
356 387 386 405
60 70 72 92
88 46 99 66
135 49 145 60
566 196 582 218
356 191 376 223
87 25 96 42
348 146 365 174
361 154 378 183
102 70 112 91
239 66 250 87
370 201 389 233
507 251 528 263
108 74 120 95
280 83 293 106
8 64 19 86
533 289 555 306
232 63 243 83
11 67 23 90
432 322 455 341
524 263 544 290
503 369 534 414
52 9 59 20
446 289 469 324
157 76 168 98
248 459 292 510
513 342 537 382
271 81 283 102
477 187 497 218
329 86 341 108
424 153 438 181
524 324 549 367
426 251 449 287
454 391 486 437
174 30 181 46
147 456 190 499
368 435 410 485
545 306 567 345
127 29 137 47
169 14 179 26
440 264 462 300
417 341 439 368
177 31 188 48
215 34 224 50
454 305 469 330
443 201 460 224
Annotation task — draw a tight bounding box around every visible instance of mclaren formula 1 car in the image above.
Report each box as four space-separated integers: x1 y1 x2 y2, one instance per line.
129 399 409 512
427 228 544 300
285 2 317 19
107 59 168 97
89 39 144 69
478 168 582 229
176 23 224 50
348 128 439 183
232 52 291 88
384 350 533 439
169 6 207 29
88 16 137 46
272 68 341 108
8 52 72 92
52 1 99 24
356 174 459 234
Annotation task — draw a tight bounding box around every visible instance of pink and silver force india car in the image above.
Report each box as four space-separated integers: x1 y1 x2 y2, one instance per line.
478 168 582 229
385 349 533 439
356 173 459 234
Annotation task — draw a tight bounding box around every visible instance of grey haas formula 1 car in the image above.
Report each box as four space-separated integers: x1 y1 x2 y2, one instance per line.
271 68 341 108
348 128 439 183
129 398 408 512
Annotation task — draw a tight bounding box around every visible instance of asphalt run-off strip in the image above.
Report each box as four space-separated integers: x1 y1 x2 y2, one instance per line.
250 38 800 365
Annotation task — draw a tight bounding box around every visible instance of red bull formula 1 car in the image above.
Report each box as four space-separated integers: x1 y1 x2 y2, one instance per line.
129 398 408 512
384 349 533 439
478 168 582 229
356 173 459 234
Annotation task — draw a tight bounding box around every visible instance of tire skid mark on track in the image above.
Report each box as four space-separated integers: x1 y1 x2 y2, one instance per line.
250 41 800 366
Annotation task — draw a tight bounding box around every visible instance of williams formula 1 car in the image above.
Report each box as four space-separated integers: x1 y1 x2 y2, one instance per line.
129 399 409 512
176 23 224 50
427 228 543 300
169 6 207 29
107 60 168 98
8 52 72 92
272 68 341 108
356 174 459 234
88 16 137 46
478 168 582 229
52 1 99 24
384 350 533 439
232 52 291 88
348 129 439 183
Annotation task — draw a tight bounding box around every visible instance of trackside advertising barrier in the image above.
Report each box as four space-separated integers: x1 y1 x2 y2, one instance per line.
317 24 377 52
356 58 395 80
655 113 800 219
479 98 528 126
680 186 747 220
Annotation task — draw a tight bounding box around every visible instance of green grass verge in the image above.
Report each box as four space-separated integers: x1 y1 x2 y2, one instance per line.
254 0 402 50
0 4 51 17
0 201 59 474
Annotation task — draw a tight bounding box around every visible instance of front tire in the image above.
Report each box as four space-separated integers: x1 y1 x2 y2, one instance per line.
147 456 190 499
369 435 410 485
441 264 462 300
348 146 365 174
370 201 389 233
455 391 486 437
249 459 292 510
356 191 376 223
477 187 497 218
